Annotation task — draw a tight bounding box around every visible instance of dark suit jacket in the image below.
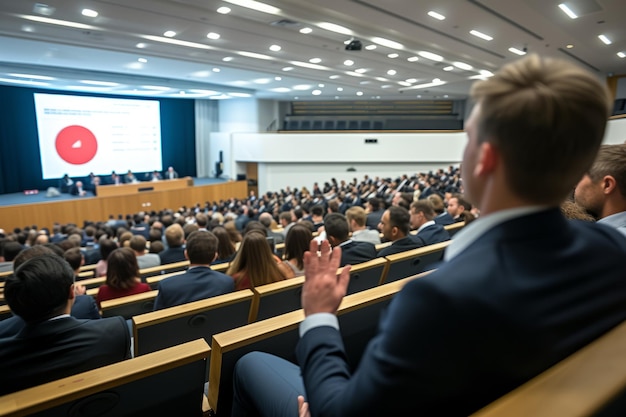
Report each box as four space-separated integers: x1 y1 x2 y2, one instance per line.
296 209 626 416
339 240 377 267
377 235 425 257
0 316 130 395
153 266 235 310
159 246 186 265
365 210 384 230
416 223 450 246
434 212 454 226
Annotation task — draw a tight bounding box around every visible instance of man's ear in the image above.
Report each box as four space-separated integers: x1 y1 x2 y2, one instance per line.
602 175 617 195
474 142 498 177
68 284 76 301
184 249 189 260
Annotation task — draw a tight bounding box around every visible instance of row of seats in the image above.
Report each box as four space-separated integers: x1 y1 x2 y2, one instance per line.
284 119 385 131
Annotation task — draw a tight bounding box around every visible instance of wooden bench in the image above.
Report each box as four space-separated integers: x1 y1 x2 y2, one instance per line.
100 290 159 319
77 270 95 279
139 260 190 278
470 320 626 417
344 257 389 294
383 240 450 283
0 304 11 320
0 339 210 417
75 276 105 290
207 272 432 416
132 289 254 357
145 270 186 290
444 221 465 237
79 263 97 273
249 276 305 323
0 270 12 281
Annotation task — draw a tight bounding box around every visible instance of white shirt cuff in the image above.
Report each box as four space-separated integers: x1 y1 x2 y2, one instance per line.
299 313 339 337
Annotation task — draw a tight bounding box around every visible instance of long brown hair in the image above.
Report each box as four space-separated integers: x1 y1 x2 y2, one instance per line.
106 247 140 290
284 224 312 270
212 226 236 260
227 231 283 288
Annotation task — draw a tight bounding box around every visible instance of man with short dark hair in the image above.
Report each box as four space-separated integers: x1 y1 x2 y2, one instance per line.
324 213 376 267
365 197 384 230
447 194 471 223
129 235 160 269
0 254 129 395
310 205 325 232
377 206 425 257
153 231 234 310
410 200 450 245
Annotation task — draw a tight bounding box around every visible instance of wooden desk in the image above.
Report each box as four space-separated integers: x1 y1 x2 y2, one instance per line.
96 177 193 197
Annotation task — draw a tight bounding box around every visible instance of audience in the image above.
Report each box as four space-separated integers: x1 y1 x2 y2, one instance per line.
95 239 118 277
227 231 288 290
278 224 313 279
324 213 376 267
129 235 160 269
345 206 381 245
409 200 450 245
96 247 151 308
377 206 425 257
212 226 237 264
159 223 186 265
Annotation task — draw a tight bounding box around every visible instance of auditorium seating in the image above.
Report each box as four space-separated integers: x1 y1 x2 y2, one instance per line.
248 276 305 322
145 270 185 289
0 270 12 281
0 339 210 417
383 240 450 283
132 289 254 357
0 304 11 320
444 221 466 237
100 290 159 319
139 260 190 278
470 320 626 417
75 276 105 290
207 272 431 416
345 257 389 294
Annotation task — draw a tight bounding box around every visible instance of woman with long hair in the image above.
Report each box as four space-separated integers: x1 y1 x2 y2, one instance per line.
277 224 312 278
227 231 288 290
95 238 118 277
212 225 237 264
96 247 150 308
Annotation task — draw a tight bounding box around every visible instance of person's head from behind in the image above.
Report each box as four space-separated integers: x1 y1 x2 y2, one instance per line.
284 224 313 270
63 247 84 272
212 226 236 260
465 54 611 210
324 213 350 246
129 235 147 255
164 223 185 248
106 247 140 290
574 144 626 219
345 206 367 231
227 230 281 288
410 200 435 229
99 239 118 261
4 241 23 262
185 230 219 265
6 254 75 324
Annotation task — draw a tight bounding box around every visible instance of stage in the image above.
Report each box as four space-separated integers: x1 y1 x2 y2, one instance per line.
0 178 247 232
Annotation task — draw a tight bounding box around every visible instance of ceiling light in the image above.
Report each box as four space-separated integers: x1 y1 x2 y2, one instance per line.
335 96 340 99
33 4 55 15
238 51 273 60
179 91 186 95
207 32 220 40
356 91 364 96
300 27 313 34
470 30 493 41
164 30 176 38
427 11 445 20
387 53 399 59
508 47 526 56
66 84 109 91
0 77 49 86
142 35 213 50
381 85 392 89
142 85 170 91
271 87 291 93
293 85 312 90
376 77 388 82
222 0 280 15
387 69 397 76
598 35 612 45
189 89 220 95
372 37 403 50
318 22 353 35
566 44 574 49
329 75 340 79
138 58 148 63
453 61 473 70
407 56 419 62
558 3 578 19
269 44 282 52
253 78 272 84
8 73 55 80
20 14 97 30
418 51 443 61
136 43 147 48
360 81 370 85
401 80 446 90
217 6 231 14
355 68 367 73
282 66 294 71
81 9 98 18
343 59 354 66
229 92 253 97
365 44 377 50
443 66 454 71
618 52 626 58
80 80 119 86
309 58 322 64
433 78 441 83
22 25 35 32
337 87 343 91
211 94 232 100
212 68 221 72
479 70 494 77
405 78 417 83
318 84 325 87
312 90 322 95
223 57 233 61
291 61 327 70
398 81 411 87
275 76 282 81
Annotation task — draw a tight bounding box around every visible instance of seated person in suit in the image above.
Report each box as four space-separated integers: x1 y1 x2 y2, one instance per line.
447 194 471 223
109 171 123 185
154 231 234 309
129 235 160 269
96 247 151 308
70 180 87 197
345 206 381 245
365 197 384 230
231 55 626 416
124 170 139 184
164 166 179 180
0 254 130 395
575 144 626 237
377 206 425 257
58 174 73 193
147 170 162 182
309 205 325 232
430 193 454 225
158 223 187 265
324 212 376 267
409 200 451 245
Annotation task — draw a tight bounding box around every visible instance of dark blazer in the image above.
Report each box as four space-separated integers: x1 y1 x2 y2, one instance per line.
153 266 234 310
377 235 425 257
159 246 186 265
434 212 454 226
296 209 626 416
339 240 377 267
0 316 130 395
416 223 450 246
365 210 384 230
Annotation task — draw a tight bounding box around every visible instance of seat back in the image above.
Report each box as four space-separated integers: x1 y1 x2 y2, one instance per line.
444 221 465 237
132 289 254 356
100 290 159 319
384 241 450 283
249 276 305 322
145 270 185 290
139 260 190 279
345 257 389 294
0 339 210 417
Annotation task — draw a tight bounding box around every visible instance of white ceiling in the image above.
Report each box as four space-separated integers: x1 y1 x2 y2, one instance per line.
0 0 624 101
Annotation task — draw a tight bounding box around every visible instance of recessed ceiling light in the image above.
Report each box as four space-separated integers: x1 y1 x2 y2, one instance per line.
318 84 325 87
376 77 388 82
355 68 367 73
387 69 397 76
80 80 119 86
566 44 574 49
372 37 403 50
381 85 392 89
238 51 273 60
269 44 282 52
229 92 253 98
223 56 234 61
337 87 344 91
300 27 313 34
356 91 364 96
211 94 232 100
418 51 444 61
479 70 494 77
329 75 340 79
618 52 626 58
138 58 148 63
443 66 454 71
453 61 473 70
191 70 211 77
33 4 55 15
179 91 186 95
312 90 322 95
427 11 445 20
142 35 213 50
335 96 340 99
398 81 411 87
271 87 291 93
294 97 299 100
387 53 399 59
275 76 282 81
81 9 98 18
432 78 441 83
365 44 377 50
189 89 220 95
293 84 312 90
405 78 417 83
8 73 55 80
346 71 364 77
136 42 147 48
417 95 422 98
598 34 612 45
22 25 34 32
282 66 294 71
212 67 221 72
558 3 578 19
217 6 231 14
470 30 493 41
291 61 326 70
318 22 353 35
164 30 176 38
343 59 354 66
142 85 170 91
407 56 419 62
20 15 96 30
360 81 370 85
222 0 280 15
253 78 272 84
207 32 220 40
508 47 526 56
309 57 322 63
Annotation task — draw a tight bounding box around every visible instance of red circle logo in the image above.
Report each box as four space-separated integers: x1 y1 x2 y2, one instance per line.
55 125 98 165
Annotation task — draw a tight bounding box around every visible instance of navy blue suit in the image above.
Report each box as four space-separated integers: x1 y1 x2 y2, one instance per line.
365 210 383 231
339 241 377 267
153 266 234 310
295 210 626 416
377 235 425 257
158 246 186 265
416 223 450 246
434 212 454 226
